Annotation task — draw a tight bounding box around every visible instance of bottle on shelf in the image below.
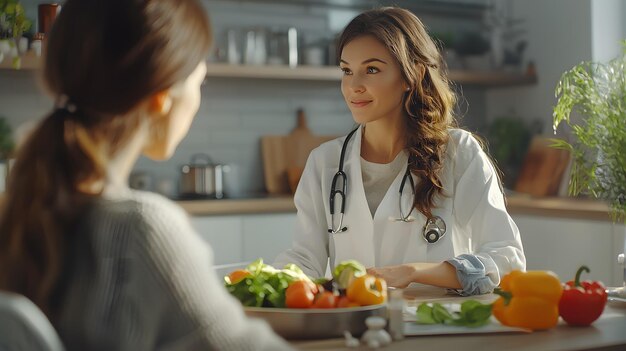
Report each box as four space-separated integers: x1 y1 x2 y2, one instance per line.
31 33 44 57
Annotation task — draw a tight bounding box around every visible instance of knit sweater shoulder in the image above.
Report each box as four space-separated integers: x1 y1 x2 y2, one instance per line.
56 189 292 351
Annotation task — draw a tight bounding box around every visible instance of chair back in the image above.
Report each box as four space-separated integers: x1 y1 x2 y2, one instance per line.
0 291 65 351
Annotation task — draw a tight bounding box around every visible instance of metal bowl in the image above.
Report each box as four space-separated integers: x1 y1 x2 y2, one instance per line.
244 304 387 340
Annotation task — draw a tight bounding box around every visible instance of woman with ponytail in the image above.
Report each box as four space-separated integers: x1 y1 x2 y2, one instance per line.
0 0 291 349
274 7 525 296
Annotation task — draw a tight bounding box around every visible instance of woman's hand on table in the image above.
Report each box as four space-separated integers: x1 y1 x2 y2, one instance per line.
368 262 462 289
367 264 417 288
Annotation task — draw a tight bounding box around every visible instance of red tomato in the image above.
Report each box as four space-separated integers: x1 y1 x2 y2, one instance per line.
286 280 315 308
312 291 338 309
227 270 251 284
336 296 360 308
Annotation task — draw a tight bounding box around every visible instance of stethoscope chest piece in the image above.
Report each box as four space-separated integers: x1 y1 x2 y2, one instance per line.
423 216 446 243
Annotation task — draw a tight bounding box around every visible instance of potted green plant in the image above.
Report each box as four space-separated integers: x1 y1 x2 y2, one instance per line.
0 0 30 38
486 116 534 189
0 0 32 67
454 32 491 70
552 42 626 295
553 47 626 221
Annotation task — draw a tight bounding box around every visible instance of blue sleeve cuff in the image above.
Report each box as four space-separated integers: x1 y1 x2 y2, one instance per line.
446 254 497 296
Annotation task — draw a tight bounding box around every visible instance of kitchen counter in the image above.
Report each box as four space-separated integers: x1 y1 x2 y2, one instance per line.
292 306 626 351
177 195 296 215
177 194 614 221
291 285 626 351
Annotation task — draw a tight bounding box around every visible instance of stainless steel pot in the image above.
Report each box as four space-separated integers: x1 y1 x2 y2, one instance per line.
179 154 227 199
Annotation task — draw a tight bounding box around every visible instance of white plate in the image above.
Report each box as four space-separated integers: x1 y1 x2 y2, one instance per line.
403 304 530 336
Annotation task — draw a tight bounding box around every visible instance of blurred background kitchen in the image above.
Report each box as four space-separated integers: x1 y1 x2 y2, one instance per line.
1 0 624 286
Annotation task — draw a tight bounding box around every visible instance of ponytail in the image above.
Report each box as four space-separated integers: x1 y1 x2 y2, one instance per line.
0 107 104 318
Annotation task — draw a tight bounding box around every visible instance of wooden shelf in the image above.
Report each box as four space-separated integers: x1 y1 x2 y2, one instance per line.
505 195 612 222
1 56 537 87
205 62 343 81
448 70 537 87
0 50 40 70
205 62 537 87
178 196 296 216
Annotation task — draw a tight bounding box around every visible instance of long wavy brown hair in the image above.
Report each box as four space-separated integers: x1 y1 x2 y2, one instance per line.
338 7 457 218
0 0 211 318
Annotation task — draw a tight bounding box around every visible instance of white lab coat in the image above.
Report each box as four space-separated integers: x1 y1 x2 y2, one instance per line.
274 126 525 285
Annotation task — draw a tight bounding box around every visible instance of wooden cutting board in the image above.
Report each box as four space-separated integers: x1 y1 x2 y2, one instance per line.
261 109 336 194
514 136 571 197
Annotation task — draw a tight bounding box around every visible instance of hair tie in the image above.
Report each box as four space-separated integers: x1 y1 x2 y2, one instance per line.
55 94 78 114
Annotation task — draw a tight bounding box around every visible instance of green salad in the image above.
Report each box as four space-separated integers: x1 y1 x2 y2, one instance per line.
224 259 313 308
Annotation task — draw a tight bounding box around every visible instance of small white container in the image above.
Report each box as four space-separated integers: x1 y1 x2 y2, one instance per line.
0 40 11 56
31 39 42 56
18 37 29 54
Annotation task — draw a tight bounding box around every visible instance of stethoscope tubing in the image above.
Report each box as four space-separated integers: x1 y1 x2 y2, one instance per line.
327 128 446 243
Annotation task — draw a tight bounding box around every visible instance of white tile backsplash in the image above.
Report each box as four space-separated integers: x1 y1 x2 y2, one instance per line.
0 71 50 123
135 78 353 195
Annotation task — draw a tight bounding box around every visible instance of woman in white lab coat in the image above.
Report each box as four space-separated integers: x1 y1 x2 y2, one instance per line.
274 7 525 296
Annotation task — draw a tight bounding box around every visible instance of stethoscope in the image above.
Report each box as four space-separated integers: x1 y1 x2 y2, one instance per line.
328 128 447 244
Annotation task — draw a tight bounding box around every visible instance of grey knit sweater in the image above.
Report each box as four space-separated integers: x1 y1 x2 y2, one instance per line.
56 189 292 351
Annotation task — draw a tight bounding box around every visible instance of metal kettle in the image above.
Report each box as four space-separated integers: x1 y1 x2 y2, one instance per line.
179 154 228 199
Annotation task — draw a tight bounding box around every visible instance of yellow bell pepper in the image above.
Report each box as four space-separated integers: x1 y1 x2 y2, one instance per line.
492 270 563 330
346 274 387 306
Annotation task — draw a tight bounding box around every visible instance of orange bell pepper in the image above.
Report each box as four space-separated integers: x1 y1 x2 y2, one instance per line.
346 274 387 306
492 270 563 330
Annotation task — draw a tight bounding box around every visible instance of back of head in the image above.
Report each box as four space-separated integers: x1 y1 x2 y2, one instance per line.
0 0 212 319
44 0 211 117
337 7 456 218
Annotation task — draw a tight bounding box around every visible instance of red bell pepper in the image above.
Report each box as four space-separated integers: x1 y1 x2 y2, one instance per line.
558 265 608 326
